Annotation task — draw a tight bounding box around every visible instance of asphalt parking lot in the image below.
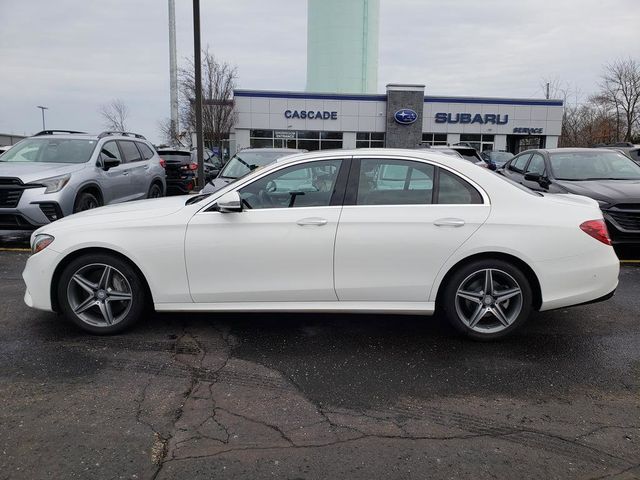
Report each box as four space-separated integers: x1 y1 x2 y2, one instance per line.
1 236 639 479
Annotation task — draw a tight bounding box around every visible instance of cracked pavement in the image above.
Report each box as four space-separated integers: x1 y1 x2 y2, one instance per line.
0 250 639 479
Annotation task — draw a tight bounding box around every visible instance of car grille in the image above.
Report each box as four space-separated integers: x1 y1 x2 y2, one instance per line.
605 204 640 232
0 177 43 208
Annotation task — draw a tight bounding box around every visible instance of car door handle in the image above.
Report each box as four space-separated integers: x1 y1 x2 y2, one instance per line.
296 217 328 226
434 218 465 227
122 170 130 176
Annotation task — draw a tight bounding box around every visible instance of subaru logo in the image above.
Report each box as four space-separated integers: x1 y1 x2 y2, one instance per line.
394 108 418 125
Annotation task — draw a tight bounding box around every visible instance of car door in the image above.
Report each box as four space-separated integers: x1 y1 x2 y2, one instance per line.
184 157 348 303
117 140 147 201
334 157 490 302
95 140 131 204
501 152 532 184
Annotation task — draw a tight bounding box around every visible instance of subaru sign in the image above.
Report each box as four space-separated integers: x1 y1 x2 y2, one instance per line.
435 113 509 125
394 109 418 125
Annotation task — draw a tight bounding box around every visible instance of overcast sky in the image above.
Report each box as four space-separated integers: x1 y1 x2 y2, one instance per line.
1 0 638 143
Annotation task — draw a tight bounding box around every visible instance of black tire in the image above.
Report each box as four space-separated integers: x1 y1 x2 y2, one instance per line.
73 191 101 213
57 253 148 335
441 259 533 341
148 182 163 199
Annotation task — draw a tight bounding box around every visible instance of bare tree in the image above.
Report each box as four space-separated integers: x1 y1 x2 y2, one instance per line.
179 47 237 156
157 117 185 146
99 99 129 131
599 58 640 142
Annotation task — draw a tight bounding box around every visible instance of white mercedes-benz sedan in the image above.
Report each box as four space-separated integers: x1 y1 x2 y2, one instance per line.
23 148 619 340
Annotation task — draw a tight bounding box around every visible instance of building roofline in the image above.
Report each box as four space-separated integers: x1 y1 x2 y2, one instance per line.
233 89 564 107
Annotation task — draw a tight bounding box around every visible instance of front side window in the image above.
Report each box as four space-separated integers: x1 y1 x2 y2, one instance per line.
100 141 121 161
118 141 142 163
0 138 97 164
239 159 342 209
357 159 435 205
510 153 532 172
526 154 546 175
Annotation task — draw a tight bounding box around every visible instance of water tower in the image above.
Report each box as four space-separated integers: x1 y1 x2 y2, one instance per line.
306 0 380 93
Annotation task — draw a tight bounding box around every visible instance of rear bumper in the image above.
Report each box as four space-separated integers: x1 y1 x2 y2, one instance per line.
536 247 620 311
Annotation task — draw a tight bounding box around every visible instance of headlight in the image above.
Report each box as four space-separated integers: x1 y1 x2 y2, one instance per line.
31 234 54 254
31 174 71 193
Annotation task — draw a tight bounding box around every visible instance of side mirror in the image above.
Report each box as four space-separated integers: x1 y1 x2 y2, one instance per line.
524 172 549 186
213 190 242 213
102 156 120 171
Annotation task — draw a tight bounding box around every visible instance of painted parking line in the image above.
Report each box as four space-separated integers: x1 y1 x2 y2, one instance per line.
620 260 640 264
0 248 30 252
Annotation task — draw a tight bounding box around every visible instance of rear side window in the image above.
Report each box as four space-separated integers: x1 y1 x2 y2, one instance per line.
357 159 435 205
118 141 142 163
137 142 155 160
437 169 483 204
510 153 531 172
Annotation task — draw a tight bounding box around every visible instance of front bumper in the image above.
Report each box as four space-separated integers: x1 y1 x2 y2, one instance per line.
22 246 61 312
0 184 72 228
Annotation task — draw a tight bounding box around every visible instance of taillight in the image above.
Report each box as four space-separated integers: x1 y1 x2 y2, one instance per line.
580 219 612 246
159 158 166 168
186 181 194 191
188 162 198 171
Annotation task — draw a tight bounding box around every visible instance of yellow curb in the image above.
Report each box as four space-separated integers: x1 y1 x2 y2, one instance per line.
0 248 30 252
620 260 640 263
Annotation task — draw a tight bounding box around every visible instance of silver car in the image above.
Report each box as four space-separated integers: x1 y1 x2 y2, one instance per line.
0 130 166 229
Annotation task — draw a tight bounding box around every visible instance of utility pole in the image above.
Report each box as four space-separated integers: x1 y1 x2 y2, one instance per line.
546 82 550 100
36 105 48 130
192 0 205 190
168 0 179 142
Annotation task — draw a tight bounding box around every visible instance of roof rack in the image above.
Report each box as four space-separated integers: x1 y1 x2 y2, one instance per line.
97 131 146 140
34 130 87 136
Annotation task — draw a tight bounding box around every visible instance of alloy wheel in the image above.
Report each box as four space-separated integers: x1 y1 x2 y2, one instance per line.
66 263 133 327
454 268 523 334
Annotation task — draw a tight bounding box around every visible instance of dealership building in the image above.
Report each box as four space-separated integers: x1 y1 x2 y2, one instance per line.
230 84 564 155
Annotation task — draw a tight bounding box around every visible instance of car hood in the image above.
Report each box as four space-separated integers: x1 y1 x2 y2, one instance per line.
555 179 640 205
36 196 191 235
0 162 86 183
201 177 235 194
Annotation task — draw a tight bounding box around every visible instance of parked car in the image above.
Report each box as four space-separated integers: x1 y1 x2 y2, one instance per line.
201 148 304 194
430 145 497 170
499 148 640 245
24 148 618 340
0 130 166 229
481 150 514 168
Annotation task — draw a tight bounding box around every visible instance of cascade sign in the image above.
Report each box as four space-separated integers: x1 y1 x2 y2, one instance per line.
435 113 509 125
285 110 338 120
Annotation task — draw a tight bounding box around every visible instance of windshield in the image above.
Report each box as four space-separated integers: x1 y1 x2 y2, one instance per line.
487 151 514 164
550 151 640 180
219 151 286 179
0 138 97 164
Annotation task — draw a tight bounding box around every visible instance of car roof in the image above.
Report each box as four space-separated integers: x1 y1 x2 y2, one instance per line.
237 148 305 153
529 148 626 155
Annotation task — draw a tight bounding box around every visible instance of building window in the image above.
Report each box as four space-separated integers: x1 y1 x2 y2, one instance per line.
356 132 385 148
249 130 343 151
421 133 447 146
460 134 495 152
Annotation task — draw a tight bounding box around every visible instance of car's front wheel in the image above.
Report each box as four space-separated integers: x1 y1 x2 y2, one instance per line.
57 253 147 334
73 191 101 213
442 259 533 340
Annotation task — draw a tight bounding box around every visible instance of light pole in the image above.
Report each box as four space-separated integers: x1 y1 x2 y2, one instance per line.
36 105 48 130
192 0 205 190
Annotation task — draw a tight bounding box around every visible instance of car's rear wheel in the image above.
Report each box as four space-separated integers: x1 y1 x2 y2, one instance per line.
73 191 101 213
57 253 147 334
148 182 163 199
442 259 533 340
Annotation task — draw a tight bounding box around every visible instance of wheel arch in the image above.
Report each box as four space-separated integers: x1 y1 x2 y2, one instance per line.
149 177 165 196
50 246 153 312
434 252 542 311
74 182 104 207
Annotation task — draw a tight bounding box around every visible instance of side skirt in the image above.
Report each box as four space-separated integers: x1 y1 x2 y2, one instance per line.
154 301 436 315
